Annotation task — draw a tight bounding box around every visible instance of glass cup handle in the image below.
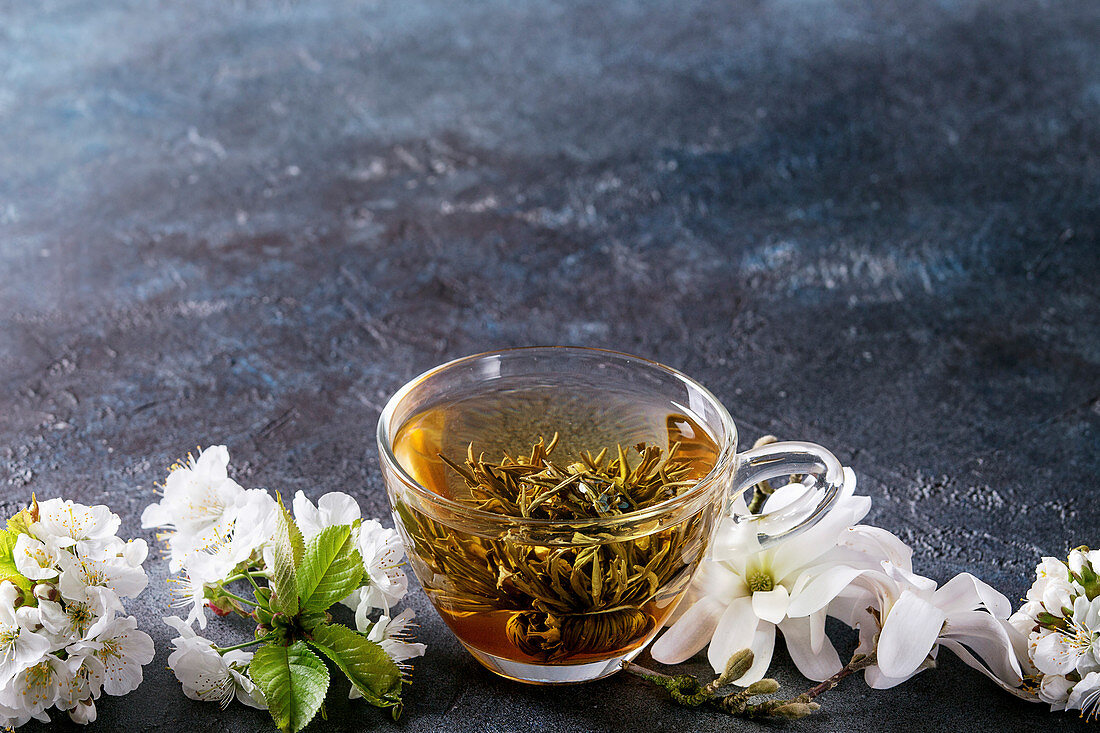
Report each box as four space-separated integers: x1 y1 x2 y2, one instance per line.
727 440 846 549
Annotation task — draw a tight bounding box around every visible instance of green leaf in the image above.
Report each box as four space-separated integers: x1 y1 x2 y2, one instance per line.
269 496 304 616
298 525 363 612
6 506 34 537
249 641 330 733
308 623 403 714
0 530 35 603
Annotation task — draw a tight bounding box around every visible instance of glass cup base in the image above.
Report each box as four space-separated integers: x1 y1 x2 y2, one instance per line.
462 643 646 685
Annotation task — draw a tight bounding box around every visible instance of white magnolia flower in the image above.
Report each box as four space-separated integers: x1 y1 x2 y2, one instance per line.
347 520 408 616
292 491 361 539
163 617 266 709
0 654 70 718
12 535 61 581
66 616 154 696
651 468 875 684
141 446 247 572
1031 594 1100 676
0 582 53 688
1067 670 1100 722
30 500 120 550
830 562 1022 690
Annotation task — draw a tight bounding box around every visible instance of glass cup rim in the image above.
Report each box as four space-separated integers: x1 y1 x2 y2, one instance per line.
376 346 739 528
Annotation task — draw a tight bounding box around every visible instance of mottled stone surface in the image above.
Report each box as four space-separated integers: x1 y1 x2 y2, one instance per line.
1 0 1098 730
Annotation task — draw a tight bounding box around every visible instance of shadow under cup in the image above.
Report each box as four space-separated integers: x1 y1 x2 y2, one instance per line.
376 348 740 684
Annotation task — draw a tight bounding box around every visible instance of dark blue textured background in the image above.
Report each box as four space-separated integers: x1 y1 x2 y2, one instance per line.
1 0 1097 730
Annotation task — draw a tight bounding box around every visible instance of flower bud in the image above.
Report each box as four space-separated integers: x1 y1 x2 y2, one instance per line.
771 701 820 719
33 584 59 603
716 648 754 686
745 679 780 696
752 435 779 449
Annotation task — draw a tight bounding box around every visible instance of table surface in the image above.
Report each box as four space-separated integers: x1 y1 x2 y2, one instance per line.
2 0 1098 731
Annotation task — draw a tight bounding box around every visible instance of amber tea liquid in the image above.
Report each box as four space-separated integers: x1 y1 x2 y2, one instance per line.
391 382 721 667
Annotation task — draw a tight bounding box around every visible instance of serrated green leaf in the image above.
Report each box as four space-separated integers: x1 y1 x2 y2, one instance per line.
0 529 35 601
298 525 363 612
270 497 304 616
249 641 329 733
308 623 403 713
6 507 34 537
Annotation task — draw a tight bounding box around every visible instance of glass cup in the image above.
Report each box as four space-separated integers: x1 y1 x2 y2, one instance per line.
377 347 845 684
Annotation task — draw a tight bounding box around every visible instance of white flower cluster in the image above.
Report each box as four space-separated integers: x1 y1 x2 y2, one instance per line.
0 498 154 728
1009 548 1100 721
141 446 424 706
653 468 1022 692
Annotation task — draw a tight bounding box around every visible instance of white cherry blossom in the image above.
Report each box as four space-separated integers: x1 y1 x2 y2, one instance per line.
140 445 247 572
291 491 361 539
1032 594 1100 676
360 608 426 665
30 500 120 550
163 617 266 709
57 551 148 606
11 535 60 581
0 655 70 719
37 594 115 644
348 520 408 616
0 583 52 688
1067 671 1100 722
67 616 154 696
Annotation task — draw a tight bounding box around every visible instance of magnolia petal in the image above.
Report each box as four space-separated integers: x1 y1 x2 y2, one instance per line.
761 481 816 514
840 525 914 571
808 608 827 654
751 587 791 624
768 487 870 579
940 610 1022 686
706 597 759 675
865 662 925 690
939 639 1037 701
728 622 776 686
650 596 728 664
787 565 866 617
779 616 843 681
933 573 1012 619
876 591 945 679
